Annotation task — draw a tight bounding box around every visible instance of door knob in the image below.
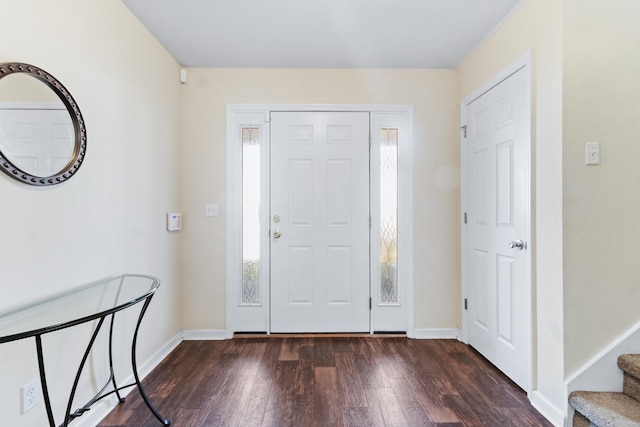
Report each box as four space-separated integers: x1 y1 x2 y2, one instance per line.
508 239 525 250
273 230 281 238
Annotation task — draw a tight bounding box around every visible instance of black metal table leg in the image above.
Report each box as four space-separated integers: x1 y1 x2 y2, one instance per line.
63 316 106 426
131 295 171 425
108 312 125 403
35 335 56 427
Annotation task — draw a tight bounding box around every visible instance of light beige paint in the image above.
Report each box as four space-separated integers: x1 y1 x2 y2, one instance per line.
563 0 640 375
179 68 460 331
0 1 181 425
12 0 638 425
457 0 565 413
0 74 60 102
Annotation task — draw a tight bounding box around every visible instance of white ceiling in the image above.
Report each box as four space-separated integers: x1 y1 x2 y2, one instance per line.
121 0 524 69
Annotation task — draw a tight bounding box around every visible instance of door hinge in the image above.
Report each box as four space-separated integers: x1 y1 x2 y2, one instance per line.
464 298 468 310
368 133 372 148
369 215 372 229
461 125 467 138
369 297 372 310
464 212 468 224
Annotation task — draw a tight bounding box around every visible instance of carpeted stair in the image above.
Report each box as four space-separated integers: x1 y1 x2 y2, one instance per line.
569 355 640 426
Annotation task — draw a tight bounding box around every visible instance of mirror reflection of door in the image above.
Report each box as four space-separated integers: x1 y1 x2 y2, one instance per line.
270 111 370 333
0 105 74 177
0 73 75 178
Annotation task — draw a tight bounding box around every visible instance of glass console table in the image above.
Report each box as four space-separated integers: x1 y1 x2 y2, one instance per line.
0 274 170 426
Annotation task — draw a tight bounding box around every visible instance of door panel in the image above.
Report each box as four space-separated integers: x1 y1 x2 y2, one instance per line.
270 111 370 333
0 108 74 176
464 66 531 391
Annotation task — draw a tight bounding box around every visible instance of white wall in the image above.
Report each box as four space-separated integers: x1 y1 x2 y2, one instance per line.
179 68 460 332
457 0 565 421
0 1 182 425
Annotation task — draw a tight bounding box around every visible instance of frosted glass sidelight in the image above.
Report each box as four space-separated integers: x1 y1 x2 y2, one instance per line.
380 129 399 303
242 128 261 305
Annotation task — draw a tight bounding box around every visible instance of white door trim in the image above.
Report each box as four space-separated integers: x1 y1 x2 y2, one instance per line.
460 51 533 390
226 104 414 338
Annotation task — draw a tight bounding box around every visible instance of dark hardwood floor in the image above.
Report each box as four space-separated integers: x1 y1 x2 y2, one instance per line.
98 336 552 427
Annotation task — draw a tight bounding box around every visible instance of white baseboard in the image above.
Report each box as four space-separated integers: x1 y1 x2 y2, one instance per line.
138 333 184 378
75 332 183 427
410 328 460 339
531 390 565 427
181 329 227 340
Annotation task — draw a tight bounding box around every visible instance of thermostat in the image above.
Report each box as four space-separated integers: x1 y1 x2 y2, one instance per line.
167 213 182 231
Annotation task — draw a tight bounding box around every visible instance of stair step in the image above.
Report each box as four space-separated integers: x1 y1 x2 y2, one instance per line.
620 355 640 379
570 391 640 427
618 355 640 403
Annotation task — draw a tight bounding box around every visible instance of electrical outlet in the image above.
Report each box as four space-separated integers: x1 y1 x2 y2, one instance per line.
22 379 39 413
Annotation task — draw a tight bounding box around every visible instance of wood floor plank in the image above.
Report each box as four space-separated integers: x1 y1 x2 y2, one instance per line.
314 366 338 390
294 344 314 395
261 361 298 427
314 337 335 367
343 407 375 427
387 377 434 427
97 338 553 427
236 376 271 427
278 337 301 361
355 339 391 389
364 386 410 426
164 408 210 427
314 368 345 427
335 352 368 407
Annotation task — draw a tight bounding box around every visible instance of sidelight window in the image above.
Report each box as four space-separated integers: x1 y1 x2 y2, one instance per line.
242 127 261 305
380 128 399 304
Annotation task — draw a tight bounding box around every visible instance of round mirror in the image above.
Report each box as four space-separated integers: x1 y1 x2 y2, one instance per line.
0 63 86 186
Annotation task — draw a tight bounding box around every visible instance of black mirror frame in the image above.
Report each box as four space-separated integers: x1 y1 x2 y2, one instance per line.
0 62 86 186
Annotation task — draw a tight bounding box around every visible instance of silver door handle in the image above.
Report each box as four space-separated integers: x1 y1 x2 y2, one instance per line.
273 230 281 238
509 239 525 250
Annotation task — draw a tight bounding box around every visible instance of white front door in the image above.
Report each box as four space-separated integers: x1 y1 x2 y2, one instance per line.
463 64 531 391
270 111 370 333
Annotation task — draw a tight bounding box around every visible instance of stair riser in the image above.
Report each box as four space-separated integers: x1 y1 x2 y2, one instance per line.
624 373 640 403
573 411 592 427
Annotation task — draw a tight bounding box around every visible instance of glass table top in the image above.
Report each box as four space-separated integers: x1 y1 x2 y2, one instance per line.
0 274 160 343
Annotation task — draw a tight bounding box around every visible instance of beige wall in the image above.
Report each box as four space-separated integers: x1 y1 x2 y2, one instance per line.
0 1 182 425
563 0 640 374
179 68 461 331
457 0 565 414
13 0 636 424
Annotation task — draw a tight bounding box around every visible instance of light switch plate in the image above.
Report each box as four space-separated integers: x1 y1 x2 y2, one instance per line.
205 203 219 217
585 142 600 165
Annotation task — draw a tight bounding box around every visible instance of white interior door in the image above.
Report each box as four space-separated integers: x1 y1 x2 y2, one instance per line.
463 65 531 391
270 111 370 333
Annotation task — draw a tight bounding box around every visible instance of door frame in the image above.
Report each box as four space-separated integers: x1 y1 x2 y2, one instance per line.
225 104 414 338
460 52 533 391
